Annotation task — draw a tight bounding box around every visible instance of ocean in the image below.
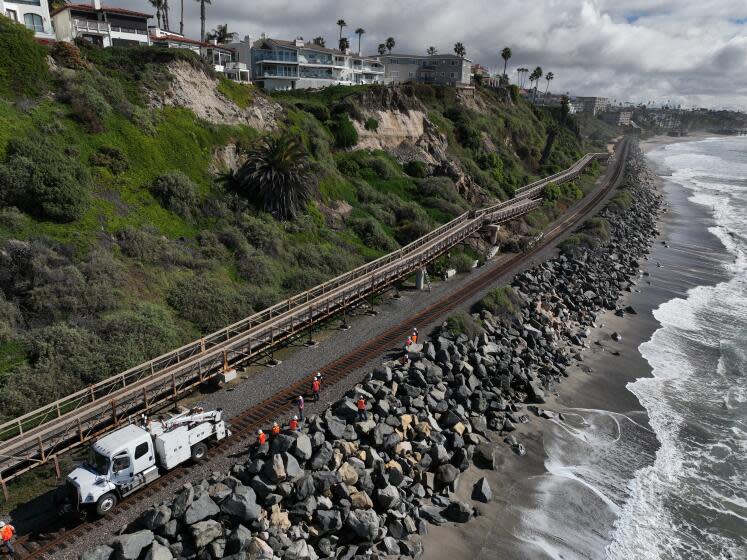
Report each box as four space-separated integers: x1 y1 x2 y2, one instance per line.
607 136 747 559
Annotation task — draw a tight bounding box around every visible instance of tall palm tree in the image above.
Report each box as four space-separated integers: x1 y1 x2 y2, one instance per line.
206 23 236 44
426 46 438 55
385 37 395 53
228 135 316 221
194 0 212 42
149 0 164 29
336 19 347 40
501 46 511 77
543 72 554 103
179 0 184 34
378 43 387 56
355 28 365 54
453 42 466 57
530 66 543 102
516 67 523 87
339 37 350 51
162 0 170 30
313 36 326 47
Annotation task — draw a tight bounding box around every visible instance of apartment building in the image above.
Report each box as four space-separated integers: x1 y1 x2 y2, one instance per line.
602 109 633 126
51 0 151 47
575 96 610 115
251 36 384 91
1 0 55 41
376 53 472 87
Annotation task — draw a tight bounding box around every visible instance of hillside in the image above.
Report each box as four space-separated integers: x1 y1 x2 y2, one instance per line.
0 19 610 421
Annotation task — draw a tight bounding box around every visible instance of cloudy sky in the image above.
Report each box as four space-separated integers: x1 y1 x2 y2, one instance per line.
118 0 747 109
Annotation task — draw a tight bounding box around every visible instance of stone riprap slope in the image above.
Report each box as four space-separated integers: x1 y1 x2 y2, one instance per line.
81 146 659 560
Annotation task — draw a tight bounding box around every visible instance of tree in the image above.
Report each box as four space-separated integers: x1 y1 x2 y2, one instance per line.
426 46 438 55
337 18 347 40
194 0 212 42
180 0 184 34
227 136 316 220
530 66 543 102
501 46 511 77
162 0 170 30
149 0 164 29
355 27 365 54
206 23 236 44
543 71 554 103
385 37 396 53
339 37 350 51
453 42 466 57
378 43 387 56
560 95 570 124
313 36 325 47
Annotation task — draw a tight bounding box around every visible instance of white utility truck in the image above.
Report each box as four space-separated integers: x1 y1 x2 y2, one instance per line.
60 407 230 515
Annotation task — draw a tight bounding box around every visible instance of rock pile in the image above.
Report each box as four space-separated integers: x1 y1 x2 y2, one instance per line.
81 145 660 560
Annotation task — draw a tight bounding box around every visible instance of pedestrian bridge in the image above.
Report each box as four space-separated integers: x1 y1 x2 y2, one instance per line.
0 147 614 495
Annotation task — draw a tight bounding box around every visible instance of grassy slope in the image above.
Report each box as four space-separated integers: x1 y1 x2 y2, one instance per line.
0 25 610 424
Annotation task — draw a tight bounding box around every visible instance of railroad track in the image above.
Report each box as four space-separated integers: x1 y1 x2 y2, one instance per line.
11 139 628 559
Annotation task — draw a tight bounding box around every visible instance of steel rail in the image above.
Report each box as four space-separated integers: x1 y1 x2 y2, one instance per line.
0 149 611 491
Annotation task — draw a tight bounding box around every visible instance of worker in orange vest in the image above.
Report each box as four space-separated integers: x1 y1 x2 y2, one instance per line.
257 429 267 446
356 395 367 421
271 422 281 437
412 328 418 344
312 376 321 402
0 520 15 558
289 416 299 431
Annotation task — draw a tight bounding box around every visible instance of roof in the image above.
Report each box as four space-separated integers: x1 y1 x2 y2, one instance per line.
51 3 152 18
256 37 350 57
150 32 234 51
375 53 470 60
92 424 149 456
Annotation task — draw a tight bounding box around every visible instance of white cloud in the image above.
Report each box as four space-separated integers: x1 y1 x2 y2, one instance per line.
115 0 747 109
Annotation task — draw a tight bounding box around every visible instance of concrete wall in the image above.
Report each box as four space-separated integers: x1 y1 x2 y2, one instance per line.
3 0 55 39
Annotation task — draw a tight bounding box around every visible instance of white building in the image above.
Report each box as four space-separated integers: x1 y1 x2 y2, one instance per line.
51 0 151 48
1 0 55 41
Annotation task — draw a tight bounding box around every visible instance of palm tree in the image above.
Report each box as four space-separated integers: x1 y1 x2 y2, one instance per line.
149 0 164 29
313 36 326 47
162 0 170 30
180 0 184 34
453 42 466 57
336 19 347 40
339 37 350 52
530 66 543 102
543 72 554 103
194 0 211 42
385 37 395 53
426 46 438 55
355 28 365 54
228 136 316 221
500 47 512 78
206 23 236 44
378 43 387 56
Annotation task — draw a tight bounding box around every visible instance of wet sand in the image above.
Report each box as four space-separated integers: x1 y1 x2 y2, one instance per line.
422 135 732 560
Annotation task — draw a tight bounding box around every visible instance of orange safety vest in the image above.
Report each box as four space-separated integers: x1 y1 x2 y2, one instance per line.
357 399 366 411
271 425 281 435
312 380 320 393
412 333 418 343
258 433 267 445
1 524 14 542
289 419 299 431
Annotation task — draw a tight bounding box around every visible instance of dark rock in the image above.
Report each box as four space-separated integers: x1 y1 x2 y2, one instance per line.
472 477 492 503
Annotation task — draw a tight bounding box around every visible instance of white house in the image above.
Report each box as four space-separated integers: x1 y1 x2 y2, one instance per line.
1 0 55 41
51 0 151 47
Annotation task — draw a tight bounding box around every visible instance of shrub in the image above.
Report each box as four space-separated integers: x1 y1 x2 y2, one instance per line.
217 78 254 108
478 285 521 323
366 156 395 180
57 72 111 132
235 248 279 283
50 42 88 70
150 171 200 220
0 17 50 99
350 217 398 252
404 160 428 178
89 146 129 174
455 121 482 150
444 312 483 339
295 101 331 122
336 157 361 177
583 217 611 241
364 117 379 131
330 114 359 148
0 135 90 222
27 324 107 386
167 273 251 333
450 252 475 273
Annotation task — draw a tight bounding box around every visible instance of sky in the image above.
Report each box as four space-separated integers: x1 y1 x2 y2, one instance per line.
116 0 747 110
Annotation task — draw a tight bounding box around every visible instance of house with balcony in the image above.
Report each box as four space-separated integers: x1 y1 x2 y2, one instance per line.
1 0 56 41
377 53 472 87
251 36 384 91
51 0 151 48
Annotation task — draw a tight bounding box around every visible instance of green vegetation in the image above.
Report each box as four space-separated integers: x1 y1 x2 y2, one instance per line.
217 78 255 108
0 18 50 99
404 160 428 178
364 117 379 131
478 285 521 324
444 311 484 339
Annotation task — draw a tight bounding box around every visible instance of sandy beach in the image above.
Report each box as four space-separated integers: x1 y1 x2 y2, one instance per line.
421 134 734 560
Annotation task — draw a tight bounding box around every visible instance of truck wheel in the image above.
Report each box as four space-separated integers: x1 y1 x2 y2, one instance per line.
95 492 117 516
191 442 208 462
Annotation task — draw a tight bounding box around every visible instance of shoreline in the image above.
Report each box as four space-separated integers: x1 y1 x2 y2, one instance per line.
421 133 733 559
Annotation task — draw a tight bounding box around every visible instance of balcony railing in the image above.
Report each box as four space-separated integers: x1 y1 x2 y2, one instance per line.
74 18 109 33
110 25 148 35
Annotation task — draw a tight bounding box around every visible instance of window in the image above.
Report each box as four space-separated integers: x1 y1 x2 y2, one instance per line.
450 72 456 78
5 9 18 21
440 72 445 76
134 442 149 460
112 454 130 473
23 13 43 33
391 70 400 77
409 71 415 77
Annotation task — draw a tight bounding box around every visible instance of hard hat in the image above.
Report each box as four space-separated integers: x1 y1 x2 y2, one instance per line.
257 429 263 434
0 521 5 528
293 415 298 420
273 421 278 426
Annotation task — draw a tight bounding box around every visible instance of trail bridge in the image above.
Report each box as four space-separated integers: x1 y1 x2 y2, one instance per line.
0 146 616 497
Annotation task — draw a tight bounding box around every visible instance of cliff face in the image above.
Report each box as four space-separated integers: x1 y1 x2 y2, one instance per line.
146 61 282 131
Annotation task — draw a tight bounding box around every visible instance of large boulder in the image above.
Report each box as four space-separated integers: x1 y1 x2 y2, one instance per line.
110 530 154 560
190 519 223 549
221 486 262 522
443 501 472 523
375 485 401 509
346 509 380 541
171 486 194 519
474 444 496 470
263 453 286 483
247 537 274 559
184 492 219 524
139 505 171 531
435 464 460 485
472 477 492 503
293 434 313 461
226 524 253 555
81 545 114 560
338 462 359 485
144 542 173 560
